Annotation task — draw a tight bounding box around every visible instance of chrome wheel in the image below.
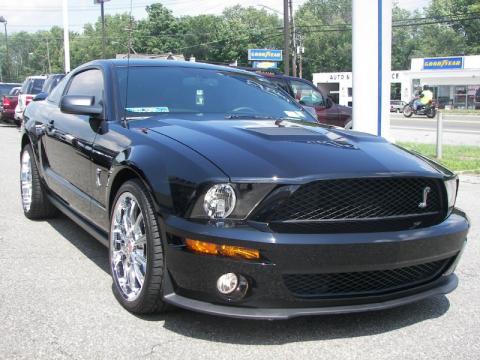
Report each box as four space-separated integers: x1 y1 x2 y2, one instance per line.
110 192 147 301
20 150 33 212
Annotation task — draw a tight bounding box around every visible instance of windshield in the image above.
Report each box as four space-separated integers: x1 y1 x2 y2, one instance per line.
0 84 18 96
21 78 45 95
116 66 314 121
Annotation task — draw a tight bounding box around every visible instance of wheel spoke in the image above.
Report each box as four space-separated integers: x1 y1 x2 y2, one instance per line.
110 191 149 302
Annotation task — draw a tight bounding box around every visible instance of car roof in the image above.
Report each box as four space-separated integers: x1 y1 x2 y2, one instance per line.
83 59 259 77
25 76 47 80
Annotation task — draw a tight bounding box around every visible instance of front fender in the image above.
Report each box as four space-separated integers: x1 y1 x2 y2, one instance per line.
103 128 229 219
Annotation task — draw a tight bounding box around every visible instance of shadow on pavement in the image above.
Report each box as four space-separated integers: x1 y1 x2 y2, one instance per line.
153 295 450 344
47 213 451 344
47 214 109 274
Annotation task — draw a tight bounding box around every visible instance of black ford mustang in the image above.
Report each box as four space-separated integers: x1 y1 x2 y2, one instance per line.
20 60 469 319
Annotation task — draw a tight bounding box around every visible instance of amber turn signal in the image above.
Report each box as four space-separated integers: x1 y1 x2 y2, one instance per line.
185 239 260 260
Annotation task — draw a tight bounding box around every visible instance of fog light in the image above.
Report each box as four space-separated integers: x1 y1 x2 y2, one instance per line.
216 273 249 300
217 273 239 295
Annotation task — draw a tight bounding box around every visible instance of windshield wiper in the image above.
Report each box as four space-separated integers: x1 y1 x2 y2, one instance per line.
224 114 276 120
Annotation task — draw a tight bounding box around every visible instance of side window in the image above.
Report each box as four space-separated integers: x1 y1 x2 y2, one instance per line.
269 78 291 95
47 76 69 105
290 80 325 107
66 69 104 106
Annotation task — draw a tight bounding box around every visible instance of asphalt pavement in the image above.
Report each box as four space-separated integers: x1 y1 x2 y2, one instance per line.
0 124 479 359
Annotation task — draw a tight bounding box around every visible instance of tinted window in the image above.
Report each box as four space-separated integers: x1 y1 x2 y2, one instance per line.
21 78 45 95
66 69 103 105
42 74 65 93
47 76 69 104
290 80 325 107
0 84 18 96
116 66 313 121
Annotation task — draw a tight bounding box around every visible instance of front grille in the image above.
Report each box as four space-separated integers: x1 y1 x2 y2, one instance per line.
283 257 452 298
254 177 445 232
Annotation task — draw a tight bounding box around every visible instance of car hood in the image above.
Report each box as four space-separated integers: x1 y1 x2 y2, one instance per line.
140 116 443 181
336 104 352 114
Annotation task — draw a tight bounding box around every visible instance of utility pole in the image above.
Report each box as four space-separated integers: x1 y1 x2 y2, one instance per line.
101 1 106 58
289 0 297 77
283 0 290 76
298 43 304 78
94 0 110 59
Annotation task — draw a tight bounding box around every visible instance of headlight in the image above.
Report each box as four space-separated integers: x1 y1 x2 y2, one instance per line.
203 184 236 219
444 178 458 213
189 183 276 221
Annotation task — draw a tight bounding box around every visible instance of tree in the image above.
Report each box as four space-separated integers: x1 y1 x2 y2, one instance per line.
135 3 183 54
295 0 352 78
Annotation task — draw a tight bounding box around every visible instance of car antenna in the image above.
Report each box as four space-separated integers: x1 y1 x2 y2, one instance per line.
122 0 133 129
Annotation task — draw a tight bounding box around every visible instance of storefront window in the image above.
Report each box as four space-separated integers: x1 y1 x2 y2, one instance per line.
454 86 467 109
467 85 480 110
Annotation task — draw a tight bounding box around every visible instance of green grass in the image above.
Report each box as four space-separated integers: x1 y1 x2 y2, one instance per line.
398 142 480 173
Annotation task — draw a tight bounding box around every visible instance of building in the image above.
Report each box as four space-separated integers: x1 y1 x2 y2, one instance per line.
312 55 480 110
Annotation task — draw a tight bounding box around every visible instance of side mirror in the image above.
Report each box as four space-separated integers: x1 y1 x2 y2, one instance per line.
326 98 333 109
33 92 48 101
60 95 103 117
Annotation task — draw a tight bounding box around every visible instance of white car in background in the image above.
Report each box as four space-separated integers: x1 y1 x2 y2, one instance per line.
14 75 47 123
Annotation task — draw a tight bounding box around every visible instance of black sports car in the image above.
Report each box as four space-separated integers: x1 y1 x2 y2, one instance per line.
20 60 469 319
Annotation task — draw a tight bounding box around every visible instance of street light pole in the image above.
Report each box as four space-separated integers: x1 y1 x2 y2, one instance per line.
62 0 71 72
0 16 8 81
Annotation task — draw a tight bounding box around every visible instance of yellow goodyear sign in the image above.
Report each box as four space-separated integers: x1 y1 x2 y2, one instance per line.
423 57 463 70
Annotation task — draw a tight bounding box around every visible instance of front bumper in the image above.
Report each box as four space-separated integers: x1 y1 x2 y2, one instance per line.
161 209 469 319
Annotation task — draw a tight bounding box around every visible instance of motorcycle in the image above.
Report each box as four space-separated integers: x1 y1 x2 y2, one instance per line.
403 99 436 118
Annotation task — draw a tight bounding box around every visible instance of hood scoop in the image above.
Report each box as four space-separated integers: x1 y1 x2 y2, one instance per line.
243 125 358 149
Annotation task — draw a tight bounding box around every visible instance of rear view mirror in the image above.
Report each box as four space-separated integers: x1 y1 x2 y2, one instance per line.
60 95 102 117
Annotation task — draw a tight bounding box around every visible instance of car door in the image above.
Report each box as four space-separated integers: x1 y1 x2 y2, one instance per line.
42 68 104 219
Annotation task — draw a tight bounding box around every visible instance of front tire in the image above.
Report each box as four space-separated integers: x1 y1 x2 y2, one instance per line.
109 179 168 314
403 105 413 117
20 144 58 219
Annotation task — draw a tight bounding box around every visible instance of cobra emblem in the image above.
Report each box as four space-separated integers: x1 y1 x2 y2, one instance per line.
418 186 431 208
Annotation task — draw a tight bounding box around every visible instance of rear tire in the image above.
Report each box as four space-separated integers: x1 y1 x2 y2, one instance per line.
426 108 436 118
109 179 168 314
20 144 58 220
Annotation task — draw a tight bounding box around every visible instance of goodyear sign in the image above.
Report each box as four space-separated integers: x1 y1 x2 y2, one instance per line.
248 49 283 62
423 57 463 70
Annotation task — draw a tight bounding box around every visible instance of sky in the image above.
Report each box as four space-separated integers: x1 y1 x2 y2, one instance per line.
1 0 432 33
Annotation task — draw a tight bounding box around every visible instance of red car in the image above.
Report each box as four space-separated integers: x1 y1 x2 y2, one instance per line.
241 69 352 129
1 86 21 123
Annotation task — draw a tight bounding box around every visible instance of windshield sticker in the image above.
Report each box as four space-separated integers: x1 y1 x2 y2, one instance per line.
284 111 306 118
126 107 169 113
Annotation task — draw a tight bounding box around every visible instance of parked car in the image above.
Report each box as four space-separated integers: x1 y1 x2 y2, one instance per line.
42 73 66 94
0 82 21 114
241 68 352 129
1 87 21 123
390 100 406 113
20 60 469 319
14 75 46 123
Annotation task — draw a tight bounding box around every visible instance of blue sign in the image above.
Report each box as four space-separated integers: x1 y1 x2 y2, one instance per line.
252 61 278 69
248 49 283 62
423 57 463 70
